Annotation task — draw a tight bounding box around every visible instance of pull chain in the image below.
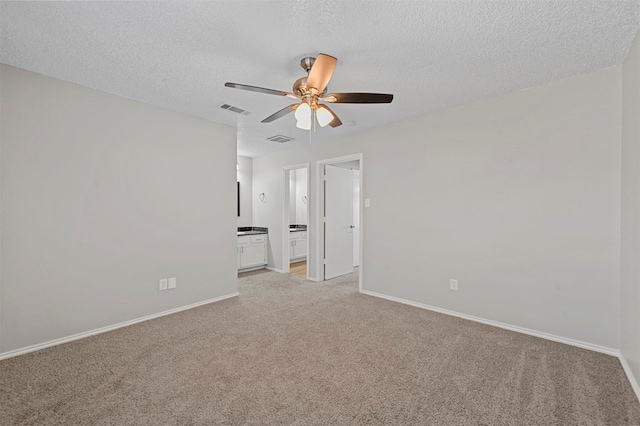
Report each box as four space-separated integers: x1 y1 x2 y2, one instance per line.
310 109 316 144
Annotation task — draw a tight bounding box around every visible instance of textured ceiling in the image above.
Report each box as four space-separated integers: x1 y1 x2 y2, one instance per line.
1 1 638 157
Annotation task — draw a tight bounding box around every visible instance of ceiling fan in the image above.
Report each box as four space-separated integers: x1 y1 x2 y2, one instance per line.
224 54 393 130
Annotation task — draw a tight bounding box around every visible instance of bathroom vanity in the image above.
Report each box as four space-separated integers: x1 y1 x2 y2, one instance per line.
237 227 268 272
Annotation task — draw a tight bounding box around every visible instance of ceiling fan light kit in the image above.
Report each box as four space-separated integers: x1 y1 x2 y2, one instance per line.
224 53 393 132
294 101 313 130
316 106 334 127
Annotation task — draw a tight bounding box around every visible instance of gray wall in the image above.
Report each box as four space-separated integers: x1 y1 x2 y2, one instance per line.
253 66 621 350
0 65 238 353
621 30 640 388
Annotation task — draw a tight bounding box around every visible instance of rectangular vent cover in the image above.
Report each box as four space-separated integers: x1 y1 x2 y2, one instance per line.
267 135 295 143
220 104 251 115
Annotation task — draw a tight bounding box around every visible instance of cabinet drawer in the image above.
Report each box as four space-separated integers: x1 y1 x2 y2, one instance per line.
237 236 250 244
290 231 307 239
250 235 266 244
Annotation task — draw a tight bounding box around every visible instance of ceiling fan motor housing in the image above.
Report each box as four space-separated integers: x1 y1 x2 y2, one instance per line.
293 77 308 96
293 77 326 104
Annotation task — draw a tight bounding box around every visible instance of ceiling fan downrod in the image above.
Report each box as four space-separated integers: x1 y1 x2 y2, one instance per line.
300 56 315 73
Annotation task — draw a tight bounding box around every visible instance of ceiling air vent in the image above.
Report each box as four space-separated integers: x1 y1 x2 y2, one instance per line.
220 104 251 115
267 135 295 144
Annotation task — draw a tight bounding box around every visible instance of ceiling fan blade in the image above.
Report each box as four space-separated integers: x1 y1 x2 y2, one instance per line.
323 93 394 104
319 104 342 128
261 104 298 123
225 82 295 98
306 54 337 93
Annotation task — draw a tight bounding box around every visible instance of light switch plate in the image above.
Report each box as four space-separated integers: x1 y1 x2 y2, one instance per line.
364 199 371 208
168 277 177 289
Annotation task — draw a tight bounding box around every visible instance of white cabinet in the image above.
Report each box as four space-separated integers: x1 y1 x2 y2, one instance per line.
238 234 267 270
289 231 307 262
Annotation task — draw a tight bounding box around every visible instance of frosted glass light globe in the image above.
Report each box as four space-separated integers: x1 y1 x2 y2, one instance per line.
294 102 311 121
316 106 334 127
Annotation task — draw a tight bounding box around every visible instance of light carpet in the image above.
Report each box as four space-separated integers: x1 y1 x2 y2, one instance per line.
1 269 639 425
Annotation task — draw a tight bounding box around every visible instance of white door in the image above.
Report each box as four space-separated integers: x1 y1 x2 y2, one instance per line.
324 165 354 279
353 170 360 267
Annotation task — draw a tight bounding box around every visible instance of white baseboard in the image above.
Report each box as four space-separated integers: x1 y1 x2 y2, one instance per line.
239 265 268 273
619 353 640 402
360 290 619 357
0 292 239 361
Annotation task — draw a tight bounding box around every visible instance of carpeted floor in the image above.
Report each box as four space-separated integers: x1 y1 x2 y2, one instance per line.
1 269 640 425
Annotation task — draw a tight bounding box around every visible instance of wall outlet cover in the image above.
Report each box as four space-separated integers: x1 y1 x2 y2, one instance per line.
159 278 168 291
168 277 177 289
450 279 458 291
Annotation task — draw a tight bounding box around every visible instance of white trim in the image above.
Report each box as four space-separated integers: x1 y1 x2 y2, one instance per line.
619 353 640 402
360 289 619 357
316 153 364 166
315 161 324 281
0 292 239 360
238 265 268 273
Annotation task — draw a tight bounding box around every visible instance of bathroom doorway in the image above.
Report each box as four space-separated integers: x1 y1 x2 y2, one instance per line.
282 163 309 279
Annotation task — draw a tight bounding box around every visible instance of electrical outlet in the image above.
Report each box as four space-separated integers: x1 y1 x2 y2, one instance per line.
450 279 458 291
159 278 168 291
168 277 177 289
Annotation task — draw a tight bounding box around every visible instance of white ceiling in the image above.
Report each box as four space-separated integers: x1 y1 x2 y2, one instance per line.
1 1 638 158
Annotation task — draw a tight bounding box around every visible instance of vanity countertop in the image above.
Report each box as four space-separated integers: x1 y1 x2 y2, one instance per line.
237 231 267 236
289 225 307 232
237 227 268 236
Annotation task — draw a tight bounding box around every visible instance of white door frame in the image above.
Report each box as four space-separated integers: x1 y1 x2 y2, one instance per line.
282 163 309 276
353 169 360 267
315 153 363 292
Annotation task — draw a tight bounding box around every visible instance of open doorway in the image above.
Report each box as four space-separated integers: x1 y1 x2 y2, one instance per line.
316 154 362 290
282 164 309 279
